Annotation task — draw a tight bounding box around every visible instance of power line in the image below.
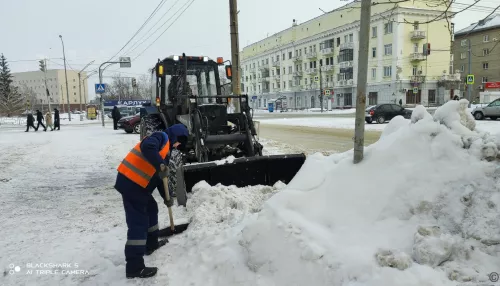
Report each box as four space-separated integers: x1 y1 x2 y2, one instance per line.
104 0 169 62
133 0 197 61
122 0 185 56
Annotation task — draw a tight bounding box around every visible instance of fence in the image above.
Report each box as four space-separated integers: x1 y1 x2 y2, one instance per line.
0 117 27 126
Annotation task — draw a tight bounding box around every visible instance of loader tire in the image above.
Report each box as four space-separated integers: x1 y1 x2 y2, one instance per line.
175 166 188 207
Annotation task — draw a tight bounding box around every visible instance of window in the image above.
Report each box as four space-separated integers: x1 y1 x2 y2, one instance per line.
288 80 292 88
283 81 286 89
413 21 419 30
483 35 489 42
349 33 353 42
384 22 393 34
482 77 488 83
288 66 292 73
344 93 353 106
283 67 286 74
282 54 285 60
412 66 418 76
304 63 307 70
289 52 292 59
326 58 330 65
305 78 308 85
460 52 466 59
384 44 392 56
372 26 377 38
371 68 376 79
428 90 436 103
483 48 490 56
266 59 269 64
383 66 392 77
344 35 348 43
461 39 468 47
336 37 340 47
461 65 464 72
413 43 419 53
372 47 376 58
483 62 489 70
368 92 378 105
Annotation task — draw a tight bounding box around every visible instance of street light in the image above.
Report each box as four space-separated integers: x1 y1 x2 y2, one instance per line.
78 60 95 112
59 35 71 121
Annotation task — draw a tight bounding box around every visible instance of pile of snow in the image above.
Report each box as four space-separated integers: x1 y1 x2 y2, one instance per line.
169 100 500 286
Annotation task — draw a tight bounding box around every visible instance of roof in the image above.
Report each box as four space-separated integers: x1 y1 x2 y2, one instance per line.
455 14 500 36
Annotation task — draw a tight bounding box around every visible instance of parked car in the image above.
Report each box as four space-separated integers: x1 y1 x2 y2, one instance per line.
471 100 500 120
117 113 141 134
365 104 412 124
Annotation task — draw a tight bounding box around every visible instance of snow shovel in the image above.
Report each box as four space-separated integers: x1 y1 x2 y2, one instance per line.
158 164 189 237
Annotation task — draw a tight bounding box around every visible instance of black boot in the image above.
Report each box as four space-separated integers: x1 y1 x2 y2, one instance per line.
145 239 168 256
126 266 158 279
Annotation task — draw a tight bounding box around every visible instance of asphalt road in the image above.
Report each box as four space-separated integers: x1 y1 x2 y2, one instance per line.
259 124 382 155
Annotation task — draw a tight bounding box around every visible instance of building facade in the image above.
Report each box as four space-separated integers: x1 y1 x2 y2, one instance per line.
241 0 458 110
12 69 88 112
453 14 500 102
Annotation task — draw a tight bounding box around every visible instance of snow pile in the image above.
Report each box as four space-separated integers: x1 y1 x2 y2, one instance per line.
171 100 500 286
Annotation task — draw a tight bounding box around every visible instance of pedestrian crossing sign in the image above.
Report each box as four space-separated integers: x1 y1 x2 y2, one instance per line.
467 75 474 85
95 83 106 94
314 76 319 83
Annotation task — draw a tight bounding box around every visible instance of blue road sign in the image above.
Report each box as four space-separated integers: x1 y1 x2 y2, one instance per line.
95 84 106 94
252 96 258 100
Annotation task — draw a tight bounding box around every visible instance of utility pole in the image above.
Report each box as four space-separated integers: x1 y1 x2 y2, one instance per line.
60 85 65 113
39 58 51 113
319 61 324 112
467 38 471 104
229 0 241 112
353 0 371 164
78 61 95 112
59 35 71 121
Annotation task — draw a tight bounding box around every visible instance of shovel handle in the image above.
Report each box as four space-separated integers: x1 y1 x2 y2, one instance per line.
160 164 175 231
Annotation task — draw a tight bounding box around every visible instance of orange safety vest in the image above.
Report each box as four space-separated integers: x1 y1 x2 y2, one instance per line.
117 135 170 188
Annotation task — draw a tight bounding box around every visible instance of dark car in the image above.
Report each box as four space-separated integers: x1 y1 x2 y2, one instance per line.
117 113 141 134
365 104 412 124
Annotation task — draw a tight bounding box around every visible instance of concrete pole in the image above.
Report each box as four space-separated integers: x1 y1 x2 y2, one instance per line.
353 0 371 164
467 39 471 104
59 35 72 121
78 73 82 112
229 0 241 112
319 62 324 112
43 59 52 113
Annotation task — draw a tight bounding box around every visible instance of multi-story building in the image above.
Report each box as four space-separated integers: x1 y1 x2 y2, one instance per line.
454 14 500 102
12 69 87 112
241 0 458 109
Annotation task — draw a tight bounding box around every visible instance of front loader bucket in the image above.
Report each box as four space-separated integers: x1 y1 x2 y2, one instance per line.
175 154 306 206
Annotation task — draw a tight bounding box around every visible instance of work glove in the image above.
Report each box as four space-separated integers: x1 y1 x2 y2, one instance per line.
158 164 169 179
164 198 174 207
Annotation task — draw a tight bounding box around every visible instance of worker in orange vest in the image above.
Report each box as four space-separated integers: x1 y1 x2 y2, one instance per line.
115 124 189 279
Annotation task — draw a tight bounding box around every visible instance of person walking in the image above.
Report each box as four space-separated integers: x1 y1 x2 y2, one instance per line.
54 108 60 131
45 111 54 131
115 124 189 279
112 106 122 130
25 112 36 132
35 110 46 132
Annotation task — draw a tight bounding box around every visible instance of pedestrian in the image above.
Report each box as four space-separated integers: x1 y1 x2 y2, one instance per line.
399 98 403 106
35 110 46 132
115 123 189 279
45 111 54 131
25 112 36 132
112 106 122 130
54 108 60 131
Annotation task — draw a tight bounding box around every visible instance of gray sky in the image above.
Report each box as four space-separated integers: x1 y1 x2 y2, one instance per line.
2 0 498 100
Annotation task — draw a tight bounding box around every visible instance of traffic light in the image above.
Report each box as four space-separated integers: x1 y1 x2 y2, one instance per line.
131 78 137 87
39 60 46 72
423 43 431 55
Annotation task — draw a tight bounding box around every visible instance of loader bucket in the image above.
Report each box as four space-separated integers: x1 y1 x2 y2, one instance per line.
175 154 306 206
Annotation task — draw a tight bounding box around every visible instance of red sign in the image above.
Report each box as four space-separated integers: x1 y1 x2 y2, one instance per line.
485 82 500 89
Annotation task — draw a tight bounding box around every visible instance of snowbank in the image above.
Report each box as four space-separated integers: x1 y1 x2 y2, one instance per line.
170 101 500 285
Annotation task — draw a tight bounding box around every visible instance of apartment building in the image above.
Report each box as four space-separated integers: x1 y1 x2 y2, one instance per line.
12 69 87 112
453 14 500 102
241 0 457 109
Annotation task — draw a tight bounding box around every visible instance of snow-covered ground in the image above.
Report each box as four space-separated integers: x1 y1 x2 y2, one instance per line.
0 114 111 127
259 116 500 134
2 101 500 285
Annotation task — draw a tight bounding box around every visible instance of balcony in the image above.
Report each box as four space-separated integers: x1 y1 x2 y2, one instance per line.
292 55 302 62
339 42 354 50
272 60 280 67
321 47 334 55
410 75 425 83
305 52 317 59
293 71 303 77
410 53 426 61
272 74 281 80
440 73 461 81
339 61 353 68
337 80 346 87
321 65 334 72
249 70 256 75
259 66 269 72
260 77 270 83
262 88 270 94
292 85 303 92
305 68 317 75
411 30 426 40
325 82 334 88
347 79 354 85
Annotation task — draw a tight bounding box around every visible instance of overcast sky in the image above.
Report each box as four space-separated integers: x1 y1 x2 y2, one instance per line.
2 0 498 100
